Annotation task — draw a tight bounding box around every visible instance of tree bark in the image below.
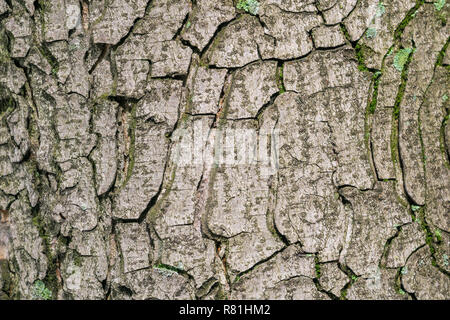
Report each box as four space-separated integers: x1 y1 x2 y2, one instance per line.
0 0 448 300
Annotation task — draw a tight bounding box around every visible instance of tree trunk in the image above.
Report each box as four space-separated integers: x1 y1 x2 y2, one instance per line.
0 0 448 300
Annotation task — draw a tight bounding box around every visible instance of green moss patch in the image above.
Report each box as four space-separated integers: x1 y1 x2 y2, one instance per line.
393 48 413 72
376 2 386 17
366 28 377 39
32 280 52 300
236 0 260 15
434 0 446 11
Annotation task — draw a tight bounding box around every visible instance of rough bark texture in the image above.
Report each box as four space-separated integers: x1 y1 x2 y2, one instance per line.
0 0 448 300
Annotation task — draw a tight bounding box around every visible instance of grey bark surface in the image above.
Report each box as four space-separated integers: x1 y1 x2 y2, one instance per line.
0 0 448 300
